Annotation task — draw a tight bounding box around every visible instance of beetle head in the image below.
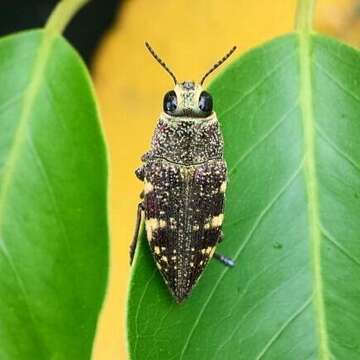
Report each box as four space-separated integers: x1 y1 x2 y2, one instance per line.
145 42 236 119
163 82 213 118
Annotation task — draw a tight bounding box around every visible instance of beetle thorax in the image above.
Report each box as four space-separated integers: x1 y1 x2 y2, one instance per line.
148 112 224 165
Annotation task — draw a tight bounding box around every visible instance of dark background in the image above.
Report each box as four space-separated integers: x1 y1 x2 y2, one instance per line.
0 0 121 66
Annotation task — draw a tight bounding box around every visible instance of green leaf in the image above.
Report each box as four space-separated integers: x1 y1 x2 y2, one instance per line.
127 28 360 360
0 26 108 360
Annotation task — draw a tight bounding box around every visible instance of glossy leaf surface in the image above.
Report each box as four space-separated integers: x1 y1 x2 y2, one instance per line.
0 30 108 358
127 32 360 359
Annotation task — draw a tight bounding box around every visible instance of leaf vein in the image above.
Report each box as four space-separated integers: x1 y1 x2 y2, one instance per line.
27 133 82 302
212 267 309 359
218 52 295 118
316 124 360 174
133 269 157 358
255 296 312 360
228 101 298 176
0 92 24 115
314 60 360 104
320 225 360 268
0 240 48 358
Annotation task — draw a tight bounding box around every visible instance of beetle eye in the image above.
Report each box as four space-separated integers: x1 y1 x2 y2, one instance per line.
198 91 213 115
163 91 177 113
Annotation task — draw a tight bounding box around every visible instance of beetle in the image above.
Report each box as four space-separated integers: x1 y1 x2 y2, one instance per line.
130 42 236 303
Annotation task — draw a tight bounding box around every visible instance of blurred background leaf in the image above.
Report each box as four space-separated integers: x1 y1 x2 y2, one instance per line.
0 0 108 357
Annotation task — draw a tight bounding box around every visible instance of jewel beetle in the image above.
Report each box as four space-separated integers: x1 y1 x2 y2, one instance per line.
130 42 236 303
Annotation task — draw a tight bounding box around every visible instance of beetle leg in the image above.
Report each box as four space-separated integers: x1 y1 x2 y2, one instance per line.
130 202 144 265
213 253 235 267
141 152 150 162
135 166 145 181
218 230 224 243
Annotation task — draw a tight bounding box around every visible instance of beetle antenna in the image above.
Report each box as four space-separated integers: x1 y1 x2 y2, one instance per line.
145 42 178 84
200 46 237 85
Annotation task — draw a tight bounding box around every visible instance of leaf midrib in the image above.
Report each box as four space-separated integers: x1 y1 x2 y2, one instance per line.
0 32 55 225
0 30 58 359
0 2 90 228
298 28 331 359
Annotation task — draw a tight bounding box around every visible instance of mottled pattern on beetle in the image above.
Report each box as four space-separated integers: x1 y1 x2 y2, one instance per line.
148 113 223 165
143 158 226 301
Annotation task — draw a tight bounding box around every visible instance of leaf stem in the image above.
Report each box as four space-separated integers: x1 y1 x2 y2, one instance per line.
45 0 90 36
295 0 316 33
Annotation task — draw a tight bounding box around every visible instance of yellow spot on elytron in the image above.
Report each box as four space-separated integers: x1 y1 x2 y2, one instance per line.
174 266 177 270
156 262 161 270
159 219 167 228
211 214 224 228
173 249 177 253
191 247 195 251
154 246 160 255
161 255 168 262
199 260 204 265
161 246 166 250
144 180 154 194
145 218 159 240
193 224 199 231
146 227 152 241
220 181 227 193
171 256 176 260
204 223 210 230
206 246 212 254
190 262 194 267
201 248 206 254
